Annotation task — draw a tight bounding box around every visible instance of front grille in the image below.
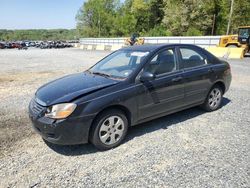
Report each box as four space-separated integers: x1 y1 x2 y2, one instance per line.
30 98 45 115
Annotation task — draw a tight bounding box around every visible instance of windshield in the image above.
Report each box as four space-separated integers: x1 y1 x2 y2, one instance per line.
239 28 250 38
89 50 149 79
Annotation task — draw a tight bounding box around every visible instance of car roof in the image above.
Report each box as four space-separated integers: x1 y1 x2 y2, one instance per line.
121 43 199 52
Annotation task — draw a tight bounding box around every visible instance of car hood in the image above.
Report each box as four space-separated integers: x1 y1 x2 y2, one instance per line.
36 72 119 106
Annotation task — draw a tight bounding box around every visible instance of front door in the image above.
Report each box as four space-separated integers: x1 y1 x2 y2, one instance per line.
137 48 185 120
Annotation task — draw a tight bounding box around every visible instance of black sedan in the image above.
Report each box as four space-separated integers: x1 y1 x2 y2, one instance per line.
29 44 232 150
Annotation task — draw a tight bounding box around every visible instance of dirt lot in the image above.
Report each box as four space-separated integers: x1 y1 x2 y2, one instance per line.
0 48 249 187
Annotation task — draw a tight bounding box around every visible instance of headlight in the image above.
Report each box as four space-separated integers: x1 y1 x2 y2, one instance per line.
45 103 77 119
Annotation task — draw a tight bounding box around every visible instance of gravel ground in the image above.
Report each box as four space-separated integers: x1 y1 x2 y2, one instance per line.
0 48 250 187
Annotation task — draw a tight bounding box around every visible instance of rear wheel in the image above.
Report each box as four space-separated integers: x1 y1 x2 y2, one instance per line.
90 109 128 150
202 86 223 111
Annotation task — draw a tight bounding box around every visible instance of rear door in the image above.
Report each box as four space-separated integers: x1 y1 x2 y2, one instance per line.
178 47 214 105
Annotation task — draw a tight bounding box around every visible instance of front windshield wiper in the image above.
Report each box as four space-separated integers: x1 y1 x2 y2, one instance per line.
91 71 111 78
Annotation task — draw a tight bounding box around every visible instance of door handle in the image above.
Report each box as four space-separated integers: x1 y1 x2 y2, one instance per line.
172 76 182 82
208 68 214 73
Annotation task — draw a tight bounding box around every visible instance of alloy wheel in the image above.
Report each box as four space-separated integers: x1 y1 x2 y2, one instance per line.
208 88 222 109
99 116 125 145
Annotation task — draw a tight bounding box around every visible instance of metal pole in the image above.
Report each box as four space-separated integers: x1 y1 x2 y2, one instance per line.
98 11 101 37
212 14 216 35
226 0 234 35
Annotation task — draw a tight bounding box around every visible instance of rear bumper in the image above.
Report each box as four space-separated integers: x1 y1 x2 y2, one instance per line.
224 73 232 93
29 114 95 145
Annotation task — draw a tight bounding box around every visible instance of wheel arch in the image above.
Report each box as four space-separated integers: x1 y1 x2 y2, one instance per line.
98 105 132 125
212 81 226 94
88 104 132 139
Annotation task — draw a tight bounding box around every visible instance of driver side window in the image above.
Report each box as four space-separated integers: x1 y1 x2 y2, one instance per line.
145 49 177 75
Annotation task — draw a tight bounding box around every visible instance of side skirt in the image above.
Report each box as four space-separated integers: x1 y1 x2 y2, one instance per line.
132 101 204 126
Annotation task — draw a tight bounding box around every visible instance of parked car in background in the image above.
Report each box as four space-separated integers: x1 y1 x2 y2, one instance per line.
0 40 73 50
0 42 5 49
5 43 12 49
29 44 232 150
38 41 72 49
18 42 28 50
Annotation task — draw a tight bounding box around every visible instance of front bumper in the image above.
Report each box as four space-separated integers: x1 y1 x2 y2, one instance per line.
29 115 94 145
29 100 95 145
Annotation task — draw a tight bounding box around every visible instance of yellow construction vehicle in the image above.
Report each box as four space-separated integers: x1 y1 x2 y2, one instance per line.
124 37 145 46
218 26 250 55
218 34 239 47
124 33 145 46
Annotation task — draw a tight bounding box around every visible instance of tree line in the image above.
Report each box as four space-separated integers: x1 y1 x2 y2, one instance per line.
1 0 249 41
76 0 250 37
0 29 77 41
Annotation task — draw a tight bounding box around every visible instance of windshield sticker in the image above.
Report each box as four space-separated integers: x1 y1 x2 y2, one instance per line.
131 52 149 57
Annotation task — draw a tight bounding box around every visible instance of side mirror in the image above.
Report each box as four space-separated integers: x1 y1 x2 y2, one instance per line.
140 72 155 82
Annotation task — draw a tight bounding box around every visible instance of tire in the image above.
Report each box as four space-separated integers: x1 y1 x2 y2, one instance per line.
90 109 128 150
201 85 223 112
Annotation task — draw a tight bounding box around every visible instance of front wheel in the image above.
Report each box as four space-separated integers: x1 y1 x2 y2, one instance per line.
90 109 128 150
201 86 223 111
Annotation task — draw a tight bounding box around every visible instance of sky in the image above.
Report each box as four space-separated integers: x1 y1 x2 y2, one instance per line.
0 0 84 30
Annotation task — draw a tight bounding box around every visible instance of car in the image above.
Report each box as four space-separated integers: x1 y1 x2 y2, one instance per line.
29 44 232 150
17 42 28 50
11 42 21 48
5 43 12 49
0 42 6 49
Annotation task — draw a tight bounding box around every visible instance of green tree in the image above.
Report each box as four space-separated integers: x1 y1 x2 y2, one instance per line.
76 0 165 37
162 0 250 36
230 0 250 33
0 29 76 41
130 0 165 35
111 5 137 36
162 0 215 36
76 0 118 37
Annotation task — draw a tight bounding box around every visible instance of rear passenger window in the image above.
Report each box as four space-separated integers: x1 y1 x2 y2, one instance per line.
180 48 207 69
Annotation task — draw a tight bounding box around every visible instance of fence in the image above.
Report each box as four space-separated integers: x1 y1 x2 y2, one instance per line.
80 36 221 48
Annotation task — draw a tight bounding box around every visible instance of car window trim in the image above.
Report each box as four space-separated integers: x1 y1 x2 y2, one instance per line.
154 67 182 78
183 63 212 72
183 63 209 71
154 70 183 80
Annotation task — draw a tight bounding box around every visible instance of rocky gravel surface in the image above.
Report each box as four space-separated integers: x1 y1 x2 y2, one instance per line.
0 48 249 187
